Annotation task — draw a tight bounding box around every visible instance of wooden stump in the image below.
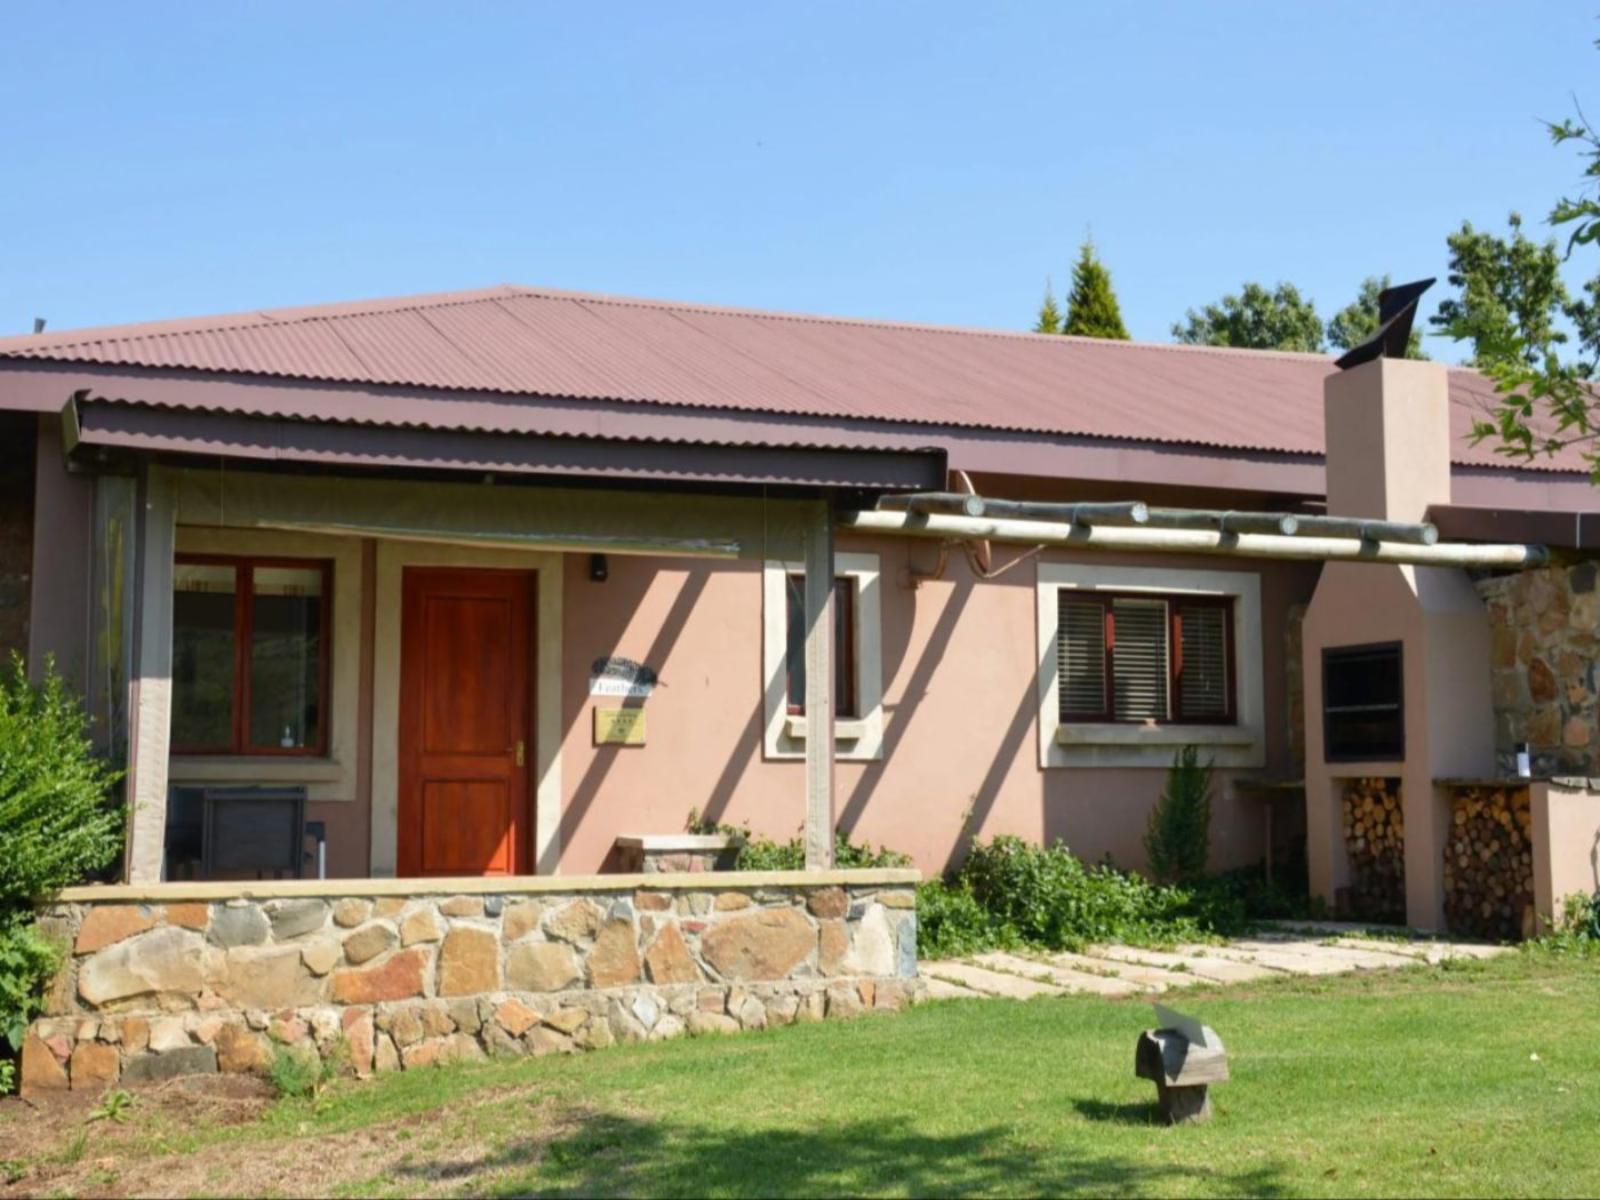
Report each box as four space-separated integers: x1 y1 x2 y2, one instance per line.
1134 1029 1228 1125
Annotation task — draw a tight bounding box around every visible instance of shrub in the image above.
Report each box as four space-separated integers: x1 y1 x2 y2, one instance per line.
269 1039 347 1100
915 880 1003 960
685 810 910 871
958 835 1208 951
0 655 123 1092
1143 745 1213 885
0 655 124 917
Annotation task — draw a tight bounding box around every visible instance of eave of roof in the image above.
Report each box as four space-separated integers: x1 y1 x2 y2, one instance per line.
0 283 1591 477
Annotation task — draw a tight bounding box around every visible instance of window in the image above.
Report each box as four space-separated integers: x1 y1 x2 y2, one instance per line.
1057 592 1234 724
172 556 331 755
1322 642 1403 762
784 574 858 718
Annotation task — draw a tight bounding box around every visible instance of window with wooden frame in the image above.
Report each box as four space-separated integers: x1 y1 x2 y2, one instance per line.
784 574 858 719
1057 591 1235 724
171 555 332 755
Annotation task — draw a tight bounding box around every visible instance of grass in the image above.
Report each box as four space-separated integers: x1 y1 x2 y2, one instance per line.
3 951 1597 1198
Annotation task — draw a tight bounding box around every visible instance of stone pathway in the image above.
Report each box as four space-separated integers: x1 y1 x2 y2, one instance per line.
920 921 1510 1002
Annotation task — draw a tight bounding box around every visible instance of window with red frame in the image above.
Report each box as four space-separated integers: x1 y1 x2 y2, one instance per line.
171 556 331 755
784 574 858 718
1057 591 1234 724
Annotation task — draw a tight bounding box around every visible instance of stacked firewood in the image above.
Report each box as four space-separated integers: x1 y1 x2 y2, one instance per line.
1443 786 1536 941
1341 778 1406 923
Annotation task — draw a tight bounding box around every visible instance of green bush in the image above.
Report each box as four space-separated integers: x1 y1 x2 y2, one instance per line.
0 656 124 1091
685 810 910 871
960 835 1208 951
1144 745 1213 885
0 656 124 917
915 880 1003 960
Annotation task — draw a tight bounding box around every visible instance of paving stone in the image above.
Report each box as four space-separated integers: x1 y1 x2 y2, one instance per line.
924 977 983 1001
1086 945 1278 985
1049 951 1196 991
924 962 1065 999
1173 943 1348 976
973 951 1143 997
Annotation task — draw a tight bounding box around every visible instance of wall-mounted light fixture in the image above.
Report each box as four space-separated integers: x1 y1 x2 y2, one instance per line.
589 553 609 583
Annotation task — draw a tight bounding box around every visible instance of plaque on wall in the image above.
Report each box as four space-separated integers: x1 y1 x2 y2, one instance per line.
594 708 646 745
589 656 658 699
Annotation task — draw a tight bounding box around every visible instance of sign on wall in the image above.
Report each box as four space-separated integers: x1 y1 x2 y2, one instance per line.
594 709 646 745
589 656 658 699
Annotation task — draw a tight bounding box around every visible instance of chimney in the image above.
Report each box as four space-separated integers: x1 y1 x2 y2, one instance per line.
1323 356 1452 522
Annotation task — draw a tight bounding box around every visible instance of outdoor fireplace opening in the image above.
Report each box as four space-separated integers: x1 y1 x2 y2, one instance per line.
1322 642 1404 762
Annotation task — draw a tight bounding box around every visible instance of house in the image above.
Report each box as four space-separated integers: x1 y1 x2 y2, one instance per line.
1 283 1597 908
11 283 1600 1091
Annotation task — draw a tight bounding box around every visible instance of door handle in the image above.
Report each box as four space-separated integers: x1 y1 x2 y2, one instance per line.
515 739 526 767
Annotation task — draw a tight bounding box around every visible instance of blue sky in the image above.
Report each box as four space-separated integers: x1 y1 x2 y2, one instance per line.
3 2 1598 356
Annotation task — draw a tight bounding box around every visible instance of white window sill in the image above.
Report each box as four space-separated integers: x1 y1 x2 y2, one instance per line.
168 756 345 784
1056 724 1257 749
784 715 867 742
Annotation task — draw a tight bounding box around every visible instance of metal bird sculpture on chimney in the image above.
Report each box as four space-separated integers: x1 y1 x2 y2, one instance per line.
1334 277 1435 370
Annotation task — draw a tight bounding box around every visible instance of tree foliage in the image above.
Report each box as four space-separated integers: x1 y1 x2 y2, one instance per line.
1429 214 1572 367
1437 74 1600 481
0 657 124 919
1033 282 1062 334
1062 241 1130 339
1171 281 1324 351
1326 275 1428 359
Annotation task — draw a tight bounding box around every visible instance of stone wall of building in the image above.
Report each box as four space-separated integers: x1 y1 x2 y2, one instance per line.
1478 564 1600 777
0 412 35 663
21 871 922 1095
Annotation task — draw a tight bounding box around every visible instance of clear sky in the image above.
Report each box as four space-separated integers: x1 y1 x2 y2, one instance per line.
3 2 1598 357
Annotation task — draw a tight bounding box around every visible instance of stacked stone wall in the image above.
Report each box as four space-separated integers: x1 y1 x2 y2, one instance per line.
1479 564 1600 777
21 873 921 1095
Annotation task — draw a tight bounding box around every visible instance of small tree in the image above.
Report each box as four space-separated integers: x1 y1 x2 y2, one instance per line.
1062 241 1131 340
0 656 123 1091
1034 282 1062 334
1144 746 1213 885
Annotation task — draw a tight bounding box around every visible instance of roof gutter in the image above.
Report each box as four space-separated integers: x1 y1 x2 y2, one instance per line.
843 509 1549 569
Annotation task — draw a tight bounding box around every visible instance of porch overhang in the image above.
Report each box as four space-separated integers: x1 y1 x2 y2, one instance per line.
62 393 947 493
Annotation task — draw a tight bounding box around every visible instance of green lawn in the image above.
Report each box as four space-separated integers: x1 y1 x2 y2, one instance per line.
5 951 1598 1198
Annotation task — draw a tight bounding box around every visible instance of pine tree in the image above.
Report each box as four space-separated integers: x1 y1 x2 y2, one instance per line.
1062 241 1131 339
1034 282 1062 334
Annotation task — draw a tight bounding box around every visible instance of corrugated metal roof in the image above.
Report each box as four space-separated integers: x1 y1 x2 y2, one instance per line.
0 283 1582 471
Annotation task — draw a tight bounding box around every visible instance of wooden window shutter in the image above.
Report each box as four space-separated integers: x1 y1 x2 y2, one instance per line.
1057 595 1107 719
1110 597 1169 721
1175 601 1231 721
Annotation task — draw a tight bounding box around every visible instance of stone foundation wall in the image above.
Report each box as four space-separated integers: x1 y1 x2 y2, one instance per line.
21 871 922 1095
1478 564 1600 777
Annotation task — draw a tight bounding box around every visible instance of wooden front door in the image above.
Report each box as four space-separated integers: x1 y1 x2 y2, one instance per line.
398 568 535 877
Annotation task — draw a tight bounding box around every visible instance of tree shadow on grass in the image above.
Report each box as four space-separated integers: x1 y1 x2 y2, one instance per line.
395 1109 1292 1199
1070 1097 1164 1127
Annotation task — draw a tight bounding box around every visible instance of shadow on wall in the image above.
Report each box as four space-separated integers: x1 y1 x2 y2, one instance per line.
391 1109 1294 1198
559 565 712 860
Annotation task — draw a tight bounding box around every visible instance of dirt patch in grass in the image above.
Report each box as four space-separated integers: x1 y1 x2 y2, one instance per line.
0 1073 590 1200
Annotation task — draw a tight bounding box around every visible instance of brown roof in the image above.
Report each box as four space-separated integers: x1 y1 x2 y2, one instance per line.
0 283 1582 472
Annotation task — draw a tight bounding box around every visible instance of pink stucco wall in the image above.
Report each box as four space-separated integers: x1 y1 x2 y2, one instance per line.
557 538 1317 878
